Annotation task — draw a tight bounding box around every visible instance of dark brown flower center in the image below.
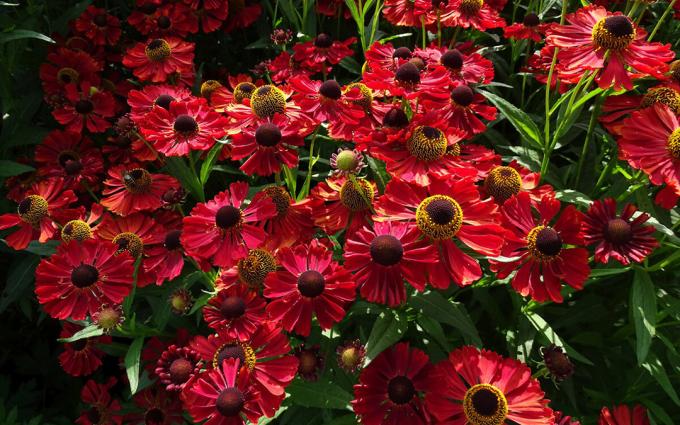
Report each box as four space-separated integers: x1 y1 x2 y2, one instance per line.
605 218 633 245
93 14 108 27
472 387 499 416
543 345 574 380
416 195 463 240
57 67 79 85
592 16 635 51
144 408 165 425
169 358 193 384
63 159 83 175
314 33 333 48
75 99 94 114
71 264 99 288
395 62 421 85
216 344 246 368
451 85 474 107
426 199 456 224
216 388 245 417
370 235 404 266
604 15 634 37
523 12 540 27
393 46 412 60
173 114 198 135
255 123 282 147
319 80 342 100
441 49 464 70
220 296 246 319
298 350 319 375
164 230 182 250
157 15 171 29
123 168 152 193
297 270 325 297
407 126 447 161
383 107 409 128
215 205 242 229
155 94 175 110
387 376 415 404
534 227 562 256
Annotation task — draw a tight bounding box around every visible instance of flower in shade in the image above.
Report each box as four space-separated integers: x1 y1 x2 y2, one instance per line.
203 284 267 338
155 344 203 392
61 203 104 243
127 387 185 425
421 82 497 138
582 198 658 265
92 304 125 333
546 6 674 90
35 239 134 320
52 82 116 133
599 405 649 425
122 37 195 83
181 181 277 268
541 344 575 381
0 178 76 250
183 358 274 425
187 0 230 33
618 104 680 202
76 378 123 425
491 192 590 303
251 186 317 249
375 176 505 289
337 340 366 372
504 12 548 42
39 47 101 96
425 345 554 425
170 288 194 315
127 84 193 123
343 221 437 306
311 176 377 235
555 411 582 425
481 160 554 205
294 345 325 381
225 0 263 32
74 6 121 46
352 342 432 425
128 2 198 37
263 240 356 336
292 34 356 68
58 322 112 376
440 0 506 31
101 165 180 216
140 98 228 156
35 130 104 190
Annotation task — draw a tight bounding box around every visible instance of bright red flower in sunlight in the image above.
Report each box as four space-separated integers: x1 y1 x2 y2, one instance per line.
421 82 497 138
363 61 450 99
39 47 101 96
480 160 554 205
35 239 134 320
599 405 649 425
74 6 121 46
263 240 356 336
127 84 193 123
35 130 103 190
218 249 278 291
225 84 308 134
0 178 76 250
420 46 495 85
353 342 432 425
58 322 111 377
375 176 505 289
155 344 202 392
310 176 377 235
140 98 228 156
292 34 356 67
181 181 277 268
504 12 548 42
343 221 437 307
252 186 318 249
76 378 123 425
100 165 180 216
546 6 674 90
382 0 431 27
425 346 554 425
183 358 274 425
491 192 590 303
203 284 267 338
440 0 506 31
52 82 116 133
122 37 195 83
583 198 657 265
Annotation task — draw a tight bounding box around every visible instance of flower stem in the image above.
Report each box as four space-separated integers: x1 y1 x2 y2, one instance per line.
574 93 605 189
649 0 678 41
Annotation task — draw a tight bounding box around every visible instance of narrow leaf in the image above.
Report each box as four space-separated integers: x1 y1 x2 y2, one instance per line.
286 380 352 410
631 269 656 364
479 90 543 149
0 29 55 44
365 311 408 361
125 337 145 395
642 352 680 406
58 324 104 343
525 312 594 365
0 160 34 177
410 291 482 346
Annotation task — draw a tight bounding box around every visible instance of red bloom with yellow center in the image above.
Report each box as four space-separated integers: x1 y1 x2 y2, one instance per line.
480 160 554 205
251 186 318 249
421 46 495 85
504 12 549 42
35 130 104 190
224 84 309 134
39 47 101 96
58 322 112 377
311 176 377 236
101 165 180 216
203 284 267 338
491 192 590 303
122 37 195 83
440 0 506 31
52 82 116 134
263 240 356 336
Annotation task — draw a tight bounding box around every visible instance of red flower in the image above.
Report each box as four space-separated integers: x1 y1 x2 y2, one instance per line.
183 0 229 33
382 0 431 27
122 37 195 83
252 186 318 249
225 84 308 134
491 192 590 303
218 249 278 291
203 284 267 338
74 6 121 46
480 160 554 205
343 221 437 306
375 176 505 288
155 344 203 392
52 82 116 133
35 130 104 190
618 104 680 199
224 0 262 32
101 165 180 216
127 387 184 425
421 82 497 138
421 46 495 85
76 378 123 425
128 2 198 37
504 12 548 42
364 42 413 73
440 0 506 31
310 176 377 235
141 98 228 156
183 358 274 425
144 212 187 286
352 342 432 425
546 6 674 90
127 84 193 123
263 240 356 336
425 345 554 425
181 182 277 268
582 198 658 265
292 34 356 67
58 322 112 376
35 239 134 320
599 405 649 425
39 47 102 96
363 61 450 99
0 178 76 250
211 78 262 111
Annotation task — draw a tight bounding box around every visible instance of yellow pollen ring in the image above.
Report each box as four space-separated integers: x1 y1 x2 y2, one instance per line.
484 166 522 203
112 232 144 258
641 87 680 115
667 128 680 160
62 220 93 242
213 342 257 371
339 179 374 212
407 126 448 162
591 17 635 51
463 383 508 425
18 195 49 225
415 195 463 240
344 82 373 110
237 249 277 289
250 85 286 119
144 39 172 61
460 0 484 15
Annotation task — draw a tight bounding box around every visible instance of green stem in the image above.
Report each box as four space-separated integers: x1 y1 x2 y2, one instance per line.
574 92 605 188
299 128 319 200
593 145 616 194
420 16 426 49
649 0 677 41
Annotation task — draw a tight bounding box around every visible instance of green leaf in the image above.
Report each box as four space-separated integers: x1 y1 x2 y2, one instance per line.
57 324 104 343
0 255 38 313
410 291 482 346
525 312 594 365
631 269 657 364
125 337 145 395
0 29 54 44
164 157 204 202
555 189 593 208
286 380 352 410
642 352 680 406
0 160 34 178
365 310 408 361
479 90 543 149
200 142 225 184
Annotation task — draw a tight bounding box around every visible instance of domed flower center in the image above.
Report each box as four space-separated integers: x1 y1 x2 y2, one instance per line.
298 350 319 375
123 168 153 193
335 150 361 173
237 249 277 289
263 186 291 216
605 218 633 244
523 12 540 27
319 80 342 100
213 342 256 370
95 306 122 331
592 16 635 51
233 82 256 104
157 15 171 29
169 358 193 384
395 62 421 85
415 195 464 240
393 46 412 59
220 296 246 319
297 270 325 297
527 226 562 259
75 99 94 114
144 408 165 425
344 82 373 109
216 388 245 417
154 94 175 110
62 220 92 242
93 14 108 27
339 179 374 211
370 234 404 266
255 123 282 147
169 289 192 314
162 187 186 204
63 159 83 175
250 85 286 119
451 85 475 107
71 264 99 288
215 205 242 229
57 67 79 85
409 57 426 70
387 376 415 404
340 347 360 368
407 126 448 162
145 39 172 61
200 80 222 99
314 33 333 48
383 107 409 128
668 128 680 159
113 232 144 258
441 49 464 70
671 60 680 82
164 229 182 250
18 195 49 225
173 114 198 135
641 87 680 115
463 384 508 425
484 166 522 203
460 0 484 15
